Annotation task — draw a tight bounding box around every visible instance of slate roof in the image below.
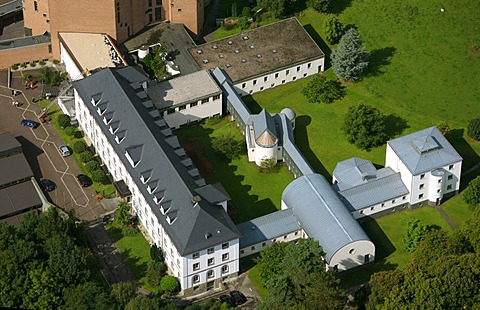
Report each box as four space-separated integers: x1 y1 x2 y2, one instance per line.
0 180 42 219
388 126 462 175
195 183 230 204
282 174 371 263
73 67 239 256
337 169 410 211
252 109 277 147
0 153 34 186
0 132 22 157
237 209 301 248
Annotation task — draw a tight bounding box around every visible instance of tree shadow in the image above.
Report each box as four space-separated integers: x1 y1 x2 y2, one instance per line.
303 24 333 69
384 113 409 140
295 115 331 179
365 47 396 78
445 128 480 176
329 0 353 15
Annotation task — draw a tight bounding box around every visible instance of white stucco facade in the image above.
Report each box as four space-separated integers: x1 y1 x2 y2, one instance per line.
328 240 375 271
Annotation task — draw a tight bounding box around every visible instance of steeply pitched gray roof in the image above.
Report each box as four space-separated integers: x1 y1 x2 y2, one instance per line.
252 109 277 147
282 174 371 263
73 67 239 256
237 208 301 248
337 168 410 211
387 126 462 175
195 183 230 204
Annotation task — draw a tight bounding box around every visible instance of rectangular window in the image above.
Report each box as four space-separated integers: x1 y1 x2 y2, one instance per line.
148 13 152 22
307 63 312 69
381 203 385 207
419 184 424 189
148 0 152 7
222 253 229 261
292 77 297 81
222 242 229 249
262 242 266 247
297 66 301 72
167 108 175 114
283 235 288 239
190 102 198 108
392 199 396 203
403 196 406 200
250 246 255 251
420 174 425 179
437 189 441 193
240 249 244 254
242 83 246 89
34 1 38 11
282 80 285 84
155 7 161 21
438 179 442 183
253 80 257 85
449 164 454 170
264 76 268 82
178 105 186 111
286 70 290 75
177 8 182 12
213 94 221 100
208 258 214 266
447 184 453 190
201 98 209 104
419 194 424 199
275 73 279 79
207 270 214 278
117 11 120 22
193 275 200 283
207 247 214 254
222 265 229 274
448 175 453 180
371 207 374 211
193 252 199 259
156 0 162 5
193 263 199 270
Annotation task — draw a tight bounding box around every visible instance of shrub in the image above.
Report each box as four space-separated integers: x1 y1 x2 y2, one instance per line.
463 176 480 210
222 21 237 31
85 160 100 173
147 261 167 287
437 122 451 136
72 140 88 153
11 64 18 70
20 63 27 68
212 134 244 160
79 151 93 163
92 169 108 183
64 126 76 136
324 15 345 45
39 60 46 66
29 62 36 67
258 157 280 174
238 17 249 30
150 244 164 262
307 0 332 13
52 59 60 65
57 114 71 128
467 118 480 141
242 6 251 17
160 275 179 293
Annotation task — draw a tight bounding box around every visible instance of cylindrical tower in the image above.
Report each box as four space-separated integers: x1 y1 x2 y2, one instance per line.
281 108 296 130
428 168 445 205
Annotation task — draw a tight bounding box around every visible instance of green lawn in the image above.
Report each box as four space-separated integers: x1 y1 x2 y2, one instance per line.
105 224 159 292
175 118 293 223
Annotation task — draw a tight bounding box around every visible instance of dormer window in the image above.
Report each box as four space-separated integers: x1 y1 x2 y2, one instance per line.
166 214 177 225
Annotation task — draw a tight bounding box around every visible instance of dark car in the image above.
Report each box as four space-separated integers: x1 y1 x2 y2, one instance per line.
40 179 55 191
229 290 247 305
20 119 39 128
219 295 236 307
76 174 92 187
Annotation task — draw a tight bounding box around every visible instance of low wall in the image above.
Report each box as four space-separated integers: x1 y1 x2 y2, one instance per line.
0 44 52 69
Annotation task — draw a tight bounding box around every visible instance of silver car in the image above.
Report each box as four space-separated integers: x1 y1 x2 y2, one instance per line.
58 145 70 157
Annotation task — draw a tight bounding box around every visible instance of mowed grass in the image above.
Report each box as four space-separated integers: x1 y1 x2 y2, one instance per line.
175 118 293 224
340 206 453 287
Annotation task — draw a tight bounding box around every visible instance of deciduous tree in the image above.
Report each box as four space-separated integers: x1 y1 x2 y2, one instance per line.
324 15 345 44
463 176 480 210
402 218 430 252
331 28 369 81
212 134 244 160
467 118 480 141
342 104 387 151
307 0 332 13
111 281 137 308
302 74 345 104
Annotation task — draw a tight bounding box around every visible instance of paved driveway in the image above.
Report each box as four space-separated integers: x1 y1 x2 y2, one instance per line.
0 82 108 221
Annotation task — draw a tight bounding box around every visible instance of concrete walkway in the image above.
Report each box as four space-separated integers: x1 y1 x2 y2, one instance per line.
435 205 458 230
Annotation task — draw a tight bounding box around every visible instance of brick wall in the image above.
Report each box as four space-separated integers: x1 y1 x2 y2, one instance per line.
0 44 52 69
169 0 203 36
23 0 51 36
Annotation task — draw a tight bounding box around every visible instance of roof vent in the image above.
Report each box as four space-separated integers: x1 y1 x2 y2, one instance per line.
203 59 209 64
234 49 240 54
241 58 247 63
256 54 262 58
226 63 231 68
272 49 278 53
192 195 202 204
217 229 221 234
251 226 256 230
212 45 218 49
219 54 224 58
205 233 212 239
250 44 254 49
227 40 233 45
243 35 249 40
197 50 203 54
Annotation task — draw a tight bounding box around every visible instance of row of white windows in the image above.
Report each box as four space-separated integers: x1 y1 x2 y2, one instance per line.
164 94 221 115
240 232 300 254
192 253 229 271
191 242 230 259
192 265 229 284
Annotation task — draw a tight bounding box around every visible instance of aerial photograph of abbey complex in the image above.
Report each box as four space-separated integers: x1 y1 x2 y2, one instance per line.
0 0 479 308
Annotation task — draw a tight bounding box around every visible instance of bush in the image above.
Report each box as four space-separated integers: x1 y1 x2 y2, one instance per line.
212 134 244 160
79 151 93 163
52 59 60 65
222 21 237 31
160 275 179 293
72 140 88 153
57 113 71 129
238 17 249 30
258 158 280 174
147 261 167 287
437 122 451 136
64 126 76 136
463 176 480 210
324 15 345 45
29 62 36 67
92 169 108 183
20 63 27 68
150 244 164 262
39 60 46 66
11 64 18 70
467 118 480 141
242 6 251 17
85 160 100 173
307 0 332 13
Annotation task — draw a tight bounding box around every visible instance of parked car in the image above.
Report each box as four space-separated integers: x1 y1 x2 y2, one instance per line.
76 174 92 187
20 119 39 128
40 179 55 192
58 145 70 157
219 295 236 307
229 290 247 305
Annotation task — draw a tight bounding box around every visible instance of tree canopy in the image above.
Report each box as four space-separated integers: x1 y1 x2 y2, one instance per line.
331 28 370 81
463 176 480 210
256 239 344 309
212 134 245 160
306 0 332 13
324 15 345 45
402 219 430 252
467 118 480 141
342 104 387 151
257 0 298 18
302 74 345 104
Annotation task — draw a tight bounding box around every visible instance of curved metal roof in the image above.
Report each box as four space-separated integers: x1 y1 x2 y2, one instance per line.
280 108 296 121
282 174 371 263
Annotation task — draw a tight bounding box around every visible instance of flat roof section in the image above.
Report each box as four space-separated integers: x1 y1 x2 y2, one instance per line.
0 132 22 156
0 180 42 219
122 23 200 76
0 33 50 51
148 70 222 109
0 0 22 17
189 17 325 83
59 32 126 74
0 153 33 186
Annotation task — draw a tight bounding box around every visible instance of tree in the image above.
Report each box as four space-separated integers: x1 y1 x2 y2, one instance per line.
212 134 244 160
115 201 131 226
467 118 480 141
258 157 280 174
64 126 76 136
92 169 108 183
324 15 345 44
72 140 88 153
150 244 164 262
39 67 63 87
460 209 480 253
111 281 137 308
126 295 162 310
402 219 430 252
437 122 451 136
302 74 344 104
57 114 70 129
331 28 370 81
342 104 387 150
85 160 100 173
63 282 114 310
254 242 288 284
307 0 332 13
79 150 93 163
257 0 297 18
147 260 167 287
160 275 180 293
463 176 480 210
143 45 167 80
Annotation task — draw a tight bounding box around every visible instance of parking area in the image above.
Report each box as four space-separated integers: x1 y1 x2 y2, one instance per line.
0 72 110 221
